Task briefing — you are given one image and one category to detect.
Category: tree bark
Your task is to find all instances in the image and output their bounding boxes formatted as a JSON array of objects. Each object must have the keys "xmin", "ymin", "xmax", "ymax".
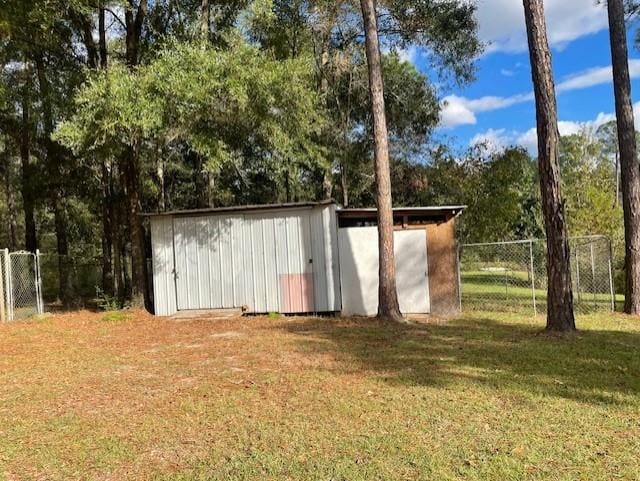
[
  {"xmin": 2, "ymin": 161, "xmax": 19, "ymax": 251},
  {"xmin": 125, "ymin": 0, "xmax": 148, "ymax": 67},
  {"xmin": 523, "ymin": 0, "xmax": 576, "ymax": 331},
  {"xmin": 101, "ymin": 160, "xmax": 115, "ymax": 297},
  {"xmin": 99, "ymin": 5, "xmax": 108, "ymax": 69},
  {"xmin": 124, "ymin": 138, "xmax": 150, "ymax": 309},
  {"xmin": 193, "ymin": 153, "xmax": 209, "ymax": 208},
  {"xmin": 359, "ymin": 0, "xmax": 403, "ymax": 322},
  {"xmin": 20, "ymin": 83, "xmax": 37, "ymax": 253},
  {"xmin": 607, "ymin": 0, "xmax": 640, "ymax": 314},
  {"xmin": 200, "ymin": 0, "xmax": 210, "ymax": 41},
  {"xmin": 122, "ymin": 0, "xmax": 151, "ymax": 310},
  {"xmin": 36, "ymin": 55, "xmax": 73, "ymax": 305}
]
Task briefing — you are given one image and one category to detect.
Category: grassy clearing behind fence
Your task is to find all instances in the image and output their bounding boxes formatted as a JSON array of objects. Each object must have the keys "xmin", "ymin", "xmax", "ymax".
[
  {"xmin": 1, "ymin": 310, "xmax": 640, "ymax": 480},
  {"xmin": 461, "ymin": 270, "xmax": 620, "ymax": 315}
]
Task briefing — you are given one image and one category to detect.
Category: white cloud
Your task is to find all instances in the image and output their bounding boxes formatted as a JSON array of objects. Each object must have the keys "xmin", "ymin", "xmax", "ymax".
[
  {"xmin": 476, "ymin": 0, "xmax": 608, "ymax": 54},
  {"xmin": 440, "ymin": 92, "xmax": 534, "ymax": 127},
  {"xmin": 557, "ymin": 60, "xmax": 640, "ymax": 92},
  {"xmin": 513, "ymin": 106, "xmax": 638, "ymax": 155},
  {"xmin": 398, "ymin": 46, "xmax": 421, "ymax": 64},
  {"xmin": 439, "ymin": 60, "xmax": 640, "ymax": 128},
  {"xmin": 470, "ymin": 128, "xmax": 512, "ymax": 152},
  {"xmin": 500, "ymin": 69, "xmax": 515, "ymax": 77}
]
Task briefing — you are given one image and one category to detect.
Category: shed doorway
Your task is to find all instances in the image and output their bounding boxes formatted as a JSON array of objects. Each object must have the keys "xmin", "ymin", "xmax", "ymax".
[{"xmin": 338, "ymin": 227, "xmax": 430, "ymax": 316}]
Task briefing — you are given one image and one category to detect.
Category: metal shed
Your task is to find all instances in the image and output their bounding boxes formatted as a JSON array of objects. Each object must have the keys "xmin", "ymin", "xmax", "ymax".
[
  {"xmin": 148, "ymin": 201, "xmax": 341, "ymax": 316},
  {"xmin": 147, "ymin": 202, "xmax": 465, "ymax": 317}
]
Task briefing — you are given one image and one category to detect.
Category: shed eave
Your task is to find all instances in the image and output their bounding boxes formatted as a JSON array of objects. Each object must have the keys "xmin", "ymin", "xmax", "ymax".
[{"xmin": 142, "ymin": 199, "xmax": 339, "ymax": 218}]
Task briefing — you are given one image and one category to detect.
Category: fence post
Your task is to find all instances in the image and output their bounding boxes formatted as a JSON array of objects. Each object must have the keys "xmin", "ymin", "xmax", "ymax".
[
  {"xmin": 608, "ymin": 238, "xmax": 615, "ymax": 312},
  {"xmin": 456, "ymin": 244, "xmax": 463, "ymax": 313},
  {"xmin": 35, "ymin": 250, "xmax": 44, "ymax": 315},
  {"xmin": 575, "ymin": 247, "xmax": 581, "ymax": 303},
  {"xmin": 529, "ymin": 240, "xmax": 537, "ymax": 316},
  {"xmin": 590, "ymin": 241, "xmax": 597, "ymax": 308},
  {"xmin": 0, "ymin": 251, "xmax": 5, "ymax": 323},
  {"xmin": 3, "ymin": 249, "xmax": 12, "ymax": 321}
]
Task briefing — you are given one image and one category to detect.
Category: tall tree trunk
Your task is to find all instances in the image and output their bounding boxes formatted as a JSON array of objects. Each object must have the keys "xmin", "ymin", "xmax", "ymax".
[
  {"xmin": 200, "ymin": 0, "xmax": 210, "ymax": 41},
  {"xmin": 99, "ymin": 5, "xmax": 108, "ymax": 69},
  {"xmin": 36, "ymin": 55, "xmax": 73, "ymax": 305},
  {"xmin": 101, "ymin": 160, "xmax": 115, "ymax": 297},
  {"xmin": 193, "ymin": 153, "xmax": 209, "ymax": 208},
  {"xmin": 359, "ymin": 0, "xmax": 403, "ymax": 322},
  {"xmin": 157, "ymin": 158, "xmax": 166, "ymax": 212},
  {"xmin": 122, "ymin": 0, "xmax": 150, "ymax": 310},
  {"xmin": 125, "ymin": 0, "xmax": 147, "ymax": 67},
  {"xmin": 340, "ymin": 160, "xmax": 349, "ymax": 207},
  {"xmin": 523, "ymin": 0, "xmax": 575, "ymax": 331},
  {"xmin": 124, "ymin": 139, "xmax": 150, "ymax": 309},
  {"xmin": 20, "ymin": 84, "xmax": 37, "ymax": 252},
  {"xmin": 112, "ymin": 175, "xmax": 126, "ymax": 304},
  {"xmin": 3, "ymin": 162, "xmax": 19, "ymax": 251},
  {"xmin": 607, "ymin": 0, "xmax": 640, "ymax": 314}
]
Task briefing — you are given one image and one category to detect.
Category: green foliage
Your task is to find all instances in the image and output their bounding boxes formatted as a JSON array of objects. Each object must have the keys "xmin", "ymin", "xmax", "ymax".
[{"xmin": 56, "ymin": 40, "xmax": 325, "ymax": 180}]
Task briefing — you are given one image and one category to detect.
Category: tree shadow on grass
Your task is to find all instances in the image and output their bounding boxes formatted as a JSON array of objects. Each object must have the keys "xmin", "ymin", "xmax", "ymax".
[{"xmin": 280, "ymin": 315, "xmax": 640, "ymax": 406}]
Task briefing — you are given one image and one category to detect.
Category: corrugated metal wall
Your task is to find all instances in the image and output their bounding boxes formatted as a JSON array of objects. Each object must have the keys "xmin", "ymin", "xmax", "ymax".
[{"xmin": 150, "ymin": 205, "xmax": 341, "ymax": 316}]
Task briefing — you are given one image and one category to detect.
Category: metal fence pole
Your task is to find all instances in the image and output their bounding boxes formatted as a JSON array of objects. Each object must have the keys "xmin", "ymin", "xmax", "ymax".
[
  {"xmin": 608, "ymin": 238, "xmax": 615, "ymax": 312},
  {"xmin": 529, "ymin": 240, "xmax": 537, "ymax": 316},
  {"xmin": 3, "ymin": 249, "xmax": 13, "ymax": 321},
  {"xmin": 456, "ymin": 244, "xmax": 463, "ymax": 313},
  {"xmin": 0, "ymin": 251, "xmax": 5, "ymax": 323},
  {"xmin": 590, "ymin": 241, "xmax": 597, "ymax": 308},
  {"xmin": 35, "ymin": 250, "xmax": 44, "ymax": 315},
  {"xmin": 575, "ymin": 247, "xmax": 581, "ymax": 303}
]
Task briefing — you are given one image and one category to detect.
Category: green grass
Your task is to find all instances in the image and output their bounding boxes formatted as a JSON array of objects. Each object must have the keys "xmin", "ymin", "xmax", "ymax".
[
  {"xmin": 461, "ymin": 270, "xmax": 622, "ymax": 315},
  {"xmin": 1, "ymin": 310, "xmax": 640, "ymax": 480}
]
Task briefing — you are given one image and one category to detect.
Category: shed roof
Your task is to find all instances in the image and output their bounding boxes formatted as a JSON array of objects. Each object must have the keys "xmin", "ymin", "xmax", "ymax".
[
  {"xmin": 142, "ymin": 202, "xmax": 466, "ymax": 219},
  {"xmin": 337, "ymin": 205, "xmax": 466, "ymax": 219},
  {"xmin": 142, "ymin": 200, "xmax": 337, "ymax": 218}
]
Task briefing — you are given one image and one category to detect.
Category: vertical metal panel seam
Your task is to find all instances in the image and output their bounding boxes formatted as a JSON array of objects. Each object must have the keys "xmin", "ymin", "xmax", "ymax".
[{"xmin": 261, "ymin": 217, "xmax": 268, "ymax": 311}]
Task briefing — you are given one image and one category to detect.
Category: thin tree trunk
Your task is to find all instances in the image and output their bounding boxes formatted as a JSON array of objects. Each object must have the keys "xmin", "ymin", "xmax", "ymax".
[
  {"xmin": 99, "ymin": 5, "xmax": 108, "ymax": 69},
  {"xmin": 607, "ymin": 0, "xmax": 640, "ymax": 314},
  {"xmin": 101, "ymin": 160, "xmax": 115, "ymax": 297},
  {"xmin": 200, "ymin": 0, "xmax": 210, "ymax": 41},
  {"xmin": 157, "ymin": 158, "xmax": 166, "ymax": 212},
  {"xmin": 359, "ymin": 0, "xmax": 403, "ymax": 322},
  {"xmin": 36, "ymin": 55, "xmax": 73, "ymax": 305},
  {"xmin": 523, "ymin": 0, "xmax": 575, "ymax": 331},
  {"xmin": 122, "ymin": 0, "xmax": 150, "ymax": 310},
  {"xmin": 340, "ymin": 160, "xmax": 349, "ymax": 207},
  {"xmin": 124, "ymin": 139, "xmax": 150, "ymax": 309},
  {"xmin": 193, "ymin": 153, "xmax": 209, "ymax": 208},
  {"xmin": 20, "ymin": 83, "xmax": 37, "ymax": 252},
  {"xmin": 113, "ymin": 177, "xmax": 125, "ymax": 304},
  {"xmin": 3, "ymin": 163, "xmax": 18, "ymax": 251}
]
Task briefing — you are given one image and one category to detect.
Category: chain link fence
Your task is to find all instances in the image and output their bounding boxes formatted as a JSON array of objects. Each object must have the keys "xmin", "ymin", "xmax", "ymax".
[
  {"xmin": 38, "ymin": 254, "xmax": 103, "ymax": 306},
  {"xmin": 0, "ymin": 249, "xmax": 44, "ymax": 321},
  {"xmin": 459, "ymin": 236, "xmax": 615, "ymax": 316}
]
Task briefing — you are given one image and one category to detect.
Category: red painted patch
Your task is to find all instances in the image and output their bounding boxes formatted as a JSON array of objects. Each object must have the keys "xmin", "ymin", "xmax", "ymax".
[{"xmin": 280, "ymin": 273, "xmax": 315, "ymax": 313}]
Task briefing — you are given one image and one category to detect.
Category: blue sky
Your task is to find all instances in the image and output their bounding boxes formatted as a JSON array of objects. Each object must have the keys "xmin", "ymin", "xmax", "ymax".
[{"xmin": 403, "ymin": 0, "xmax": 640, "ymax": 154}]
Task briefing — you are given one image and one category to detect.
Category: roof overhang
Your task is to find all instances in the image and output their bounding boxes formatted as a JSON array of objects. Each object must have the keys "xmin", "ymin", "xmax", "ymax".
[
  {"xmin": 142, "ymin": 199, "xmax": 338, "ymax": 218},
  {"xmin": 337, "ymin": 205, "xmax": 466, "ymax": 221}
]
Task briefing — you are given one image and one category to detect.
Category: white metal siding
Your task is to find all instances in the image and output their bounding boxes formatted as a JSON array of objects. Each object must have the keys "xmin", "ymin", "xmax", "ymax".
[
  {"xmin": 150, "ymin": 217, "xmax": 177, "ymax": 316},
  {"xmin": 338, "ymin": 227, "xmax": 430, "ymax": 316},
  {"xmin": 152, "ymin": 205, "xmax": 341, "ymax": 315}
]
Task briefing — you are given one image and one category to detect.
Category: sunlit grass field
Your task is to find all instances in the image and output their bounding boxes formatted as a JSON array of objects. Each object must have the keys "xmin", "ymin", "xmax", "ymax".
[
  {"xmin": 1, "ymin": 309, "xmax": 640, "ymax": 480},
  {"xmin": 461, "ymin": 270, "xmax": 621, "ymax": 314}
]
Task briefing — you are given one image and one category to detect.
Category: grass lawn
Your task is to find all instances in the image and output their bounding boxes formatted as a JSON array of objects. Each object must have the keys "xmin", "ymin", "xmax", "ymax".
[
  {"xmin": 1, "ymin": 310, "xmax": 640, "ymax": 480},
  {"xmin": 461, "ymin": 270, "xmax": 621, "ymax": 315}
]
